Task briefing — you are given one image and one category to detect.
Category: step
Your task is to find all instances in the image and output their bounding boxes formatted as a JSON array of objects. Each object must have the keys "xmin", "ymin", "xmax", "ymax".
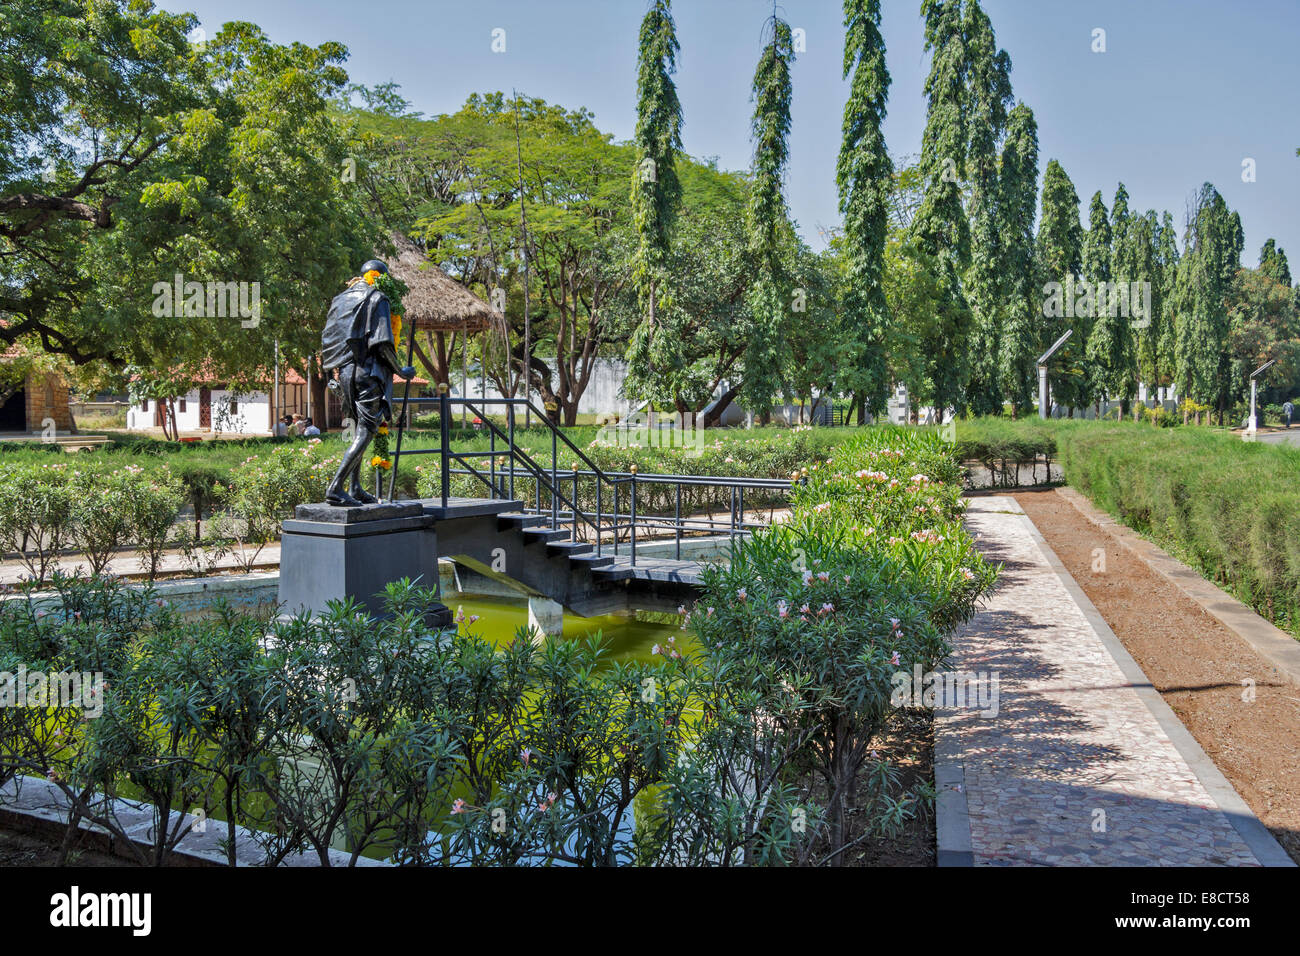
[
  {"xmin": 520, "ymin": 527, "xmax": 571, "ymax": 544},
  {"xmin": 546, "ymin": 541, "xmax": 593, "ymax": 557},
  {"xmin": 567, "ymin": 552, "xmax": 614, "ymax": 569},
  {"xmin": 497, "ymin": 512, "xmax": 549, "ymax": 531},
  {"xmin": 591, "ymin": 563, "xmax": 636, "ymax": 582}
]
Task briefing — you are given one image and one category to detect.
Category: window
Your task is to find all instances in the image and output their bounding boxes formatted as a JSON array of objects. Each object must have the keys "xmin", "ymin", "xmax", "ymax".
[
  {"xmin": 178, "ymin": 398, "xmax": 187, "ymax": 413},
  {"xmin": 229, "ymin": 398, "xmax": 238, "ymax": 414},
  {"xmin": 141, "ymin": 399, "xmax": 149, "ymax": 412}
]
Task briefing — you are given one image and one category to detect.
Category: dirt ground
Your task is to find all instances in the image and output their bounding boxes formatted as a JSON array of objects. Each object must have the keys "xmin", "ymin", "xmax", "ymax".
[
  {"xmin": 803, "ymin": 709, "xmax": 936, "ymax": 867},
  {"xmin": 0, "ymin": 827, "xmax": 131, "ymax": 867},
  {"xmin": 1014, "ymin": 489, "xmax": 1300, "ymax": 864}
]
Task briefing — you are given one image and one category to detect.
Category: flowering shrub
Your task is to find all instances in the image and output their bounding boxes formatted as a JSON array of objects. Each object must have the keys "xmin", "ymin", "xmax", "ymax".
[
  {"xmin": 0, "ymin": 462, "xmax": 184, "ymax": 583},
  {"xmin": 206, "ymin": 440, "xmax": 340, "ymax": 570},
  {"xmin": 651, "ymin": 426, "xmax": 996, "ymax": 862}
]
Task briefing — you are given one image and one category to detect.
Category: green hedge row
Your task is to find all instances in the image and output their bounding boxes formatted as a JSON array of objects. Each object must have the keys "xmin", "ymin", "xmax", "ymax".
[{"xmin": 1053, "ymin": 425, "xmax": 1300, "ymax": 636}]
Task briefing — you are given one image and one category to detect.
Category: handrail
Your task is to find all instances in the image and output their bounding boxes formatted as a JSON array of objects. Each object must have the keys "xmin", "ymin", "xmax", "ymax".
[{"xmin": 388, "ymin": 392, "xmax": 797, "ymax": 566}]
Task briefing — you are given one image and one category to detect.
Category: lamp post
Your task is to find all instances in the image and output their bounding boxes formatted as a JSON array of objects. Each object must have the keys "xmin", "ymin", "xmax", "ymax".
[
  {"xmin": 1248, "ymin": 358, "xmax": 1277, "ymax": 436},
  {"xmin": 1036, "ymin": 329, "xmax": 1073, "ymax": 420}
]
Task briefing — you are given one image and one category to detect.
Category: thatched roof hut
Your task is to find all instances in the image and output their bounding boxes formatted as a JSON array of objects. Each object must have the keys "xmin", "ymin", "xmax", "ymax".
[
  {"xmin": 380, "ymin": 233, "xmax": 507, "ymax": 390},
  {"xmin": 384, "ymin": 232, "xmax": 505, "ymax": 335}
]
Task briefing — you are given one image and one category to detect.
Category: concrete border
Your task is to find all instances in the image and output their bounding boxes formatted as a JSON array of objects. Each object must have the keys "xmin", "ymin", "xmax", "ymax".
[
  {"xmin": 933, "ymin": 721, "xmax": 974, "ymax": 866},
  {"xmin": 1055, "ymin": 486, "xmax": 1300, "ymax": 690},
  {"xmin": 1014, "ymin": 500, "xmax": 1294, "ymax": 868}
]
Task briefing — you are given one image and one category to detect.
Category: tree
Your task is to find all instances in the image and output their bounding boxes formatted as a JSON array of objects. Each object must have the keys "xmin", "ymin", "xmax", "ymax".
[
  {"xmin": 836, "ymin": 0, "xmax": 893, "ymax": 422},
  {"xmin": 627, "ymin": 0, "xmax": 683, "ymax": 350},
  {"xmin": 996, "ymin": 104, "xmax": 1040, "ymax": 416},
  {"xmin": 1035, "ymin": 159, "xmax": 1084, "ymax": 410},
  {"xmin": 0, "ymin": 1, "xmax": 375, "ymax": 415},
  {"xmin": 1086, "ymin": 185, "xmax": 1137, "ymax": 412},
  {"xmin": 1259, "ymin": 238, "xmax": 1292, "ymax": 288},
  {"xmin": 1172, "ymin": 183, "xmax": 1237, "ymax": 420},
  {"xmin": 910, "ymin": 0, "xmax": 973, "ymax": 416},
  {"xmin": 960, "ymin": 0, "xmax": 1013, "ymax": 417},
  {"xmin": 409, "ymin": 94, "xmax": 634, "ymax": 425},
  {"xmin": 740, "ymin": 16, "xmax": 798, "ymax": 419}
]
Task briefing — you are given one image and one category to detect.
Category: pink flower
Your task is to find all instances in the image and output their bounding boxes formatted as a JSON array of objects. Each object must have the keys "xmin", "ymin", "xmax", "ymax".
[
  {"xmin": 777, "ymin": 601, "xmax": 789, "ymax": 619},
  {"xmin": 890, "ymin": 650, "xmax": 901, "ymax": 666},
  {"xmin": 816, "ymin": 571, "xmax": 829, "ymax": 582},
  {"xmin": 819, "ymin": 602, "xmax": 834, "ymax": 616},
  {"xmin": 652, "ymin": 644, "xmax": 662, "ymax": 656},
  {"xmin": 801, "ymin": 570, "xmax": 813, "ymax": 586},
  {"xmin": 468, "ymin": 614, "xmax": 480, "ymax": 624},
  {"xmin": 736, "ymin": 588, "xmax": 747, "ymax": 601},
  {"xmin": 520, "ymin": 747, "xmax": 532, "ymax": 766},
  {"xmin": 451, "ymin": 798, "xmax": 466, "ymax": 814},
  {"xmin": 799, "ymin": 604, "xmax": 811, "ymax": 615},
  {"xmin": 890, "ymin": 618, "xmax": 900, "ymax": 630}
]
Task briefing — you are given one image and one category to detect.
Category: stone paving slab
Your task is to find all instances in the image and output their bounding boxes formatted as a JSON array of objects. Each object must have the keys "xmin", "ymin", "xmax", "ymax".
[{"xmin": 936, "ymin": 496, "xmax": 1290, "ymax": 867}]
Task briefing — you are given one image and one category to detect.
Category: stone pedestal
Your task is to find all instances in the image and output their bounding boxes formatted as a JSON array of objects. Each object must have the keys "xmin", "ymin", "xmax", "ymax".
[{"xmin": 278, "ymin": 501, "xmax": 449, "ymax": 625}]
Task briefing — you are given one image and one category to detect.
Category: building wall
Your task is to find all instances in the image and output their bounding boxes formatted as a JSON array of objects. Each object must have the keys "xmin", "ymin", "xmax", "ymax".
[
  {"xmin": 24, "ymin": 373, "xmax": 75, "ymax": 432},
  {"xmin": 125, "ymin": 388, "xmax": 273, "ymax": 435}
]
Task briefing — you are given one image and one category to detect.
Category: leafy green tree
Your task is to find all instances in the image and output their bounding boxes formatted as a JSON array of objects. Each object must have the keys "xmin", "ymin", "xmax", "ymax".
[
  {"xmin": 1035, "ymin": 159, "xmax": 1084, "ymax": 410},
  {"xmin": 1086, "ymin": 186, "xmax": 1137, "ymax": 411},
  {"xmin": 1172, "ymin": 183, "xmax": 1238, "ymax": 419},
  {"xmin": 910, "ymin": 0, "xmax": 973, "ymax": 415},
  {"xmin": 836, "ymin": 0, "xmax": 893, "ymax": 422},
  {"xmin": 1259, "ymin": 238, "xmax": 1292, "ymax": 287},
  {"xmin": 1, "ymin": 1, "xmax": 375, "ymax": 417},
  {"xmin": 740, "ymin": 16, "xmax": 798, "ymax": 418},
  {"xmin": 996, "ymin": 104, "xmax": 1040, "ymax": 416},
  {"xmin": 960, "ymin": 0, "xmax": 1013, "ymax": 416},
  {"xmin": 627, "ymin": 0, "xmax": 683, "ymax": 338}
]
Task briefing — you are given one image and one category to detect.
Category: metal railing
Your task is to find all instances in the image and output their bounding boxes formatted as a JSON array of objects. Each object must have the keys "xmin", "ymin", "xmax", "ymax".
[{"xmin": 386, "ymin": 390, "xmax": 795, "ymax": 566}]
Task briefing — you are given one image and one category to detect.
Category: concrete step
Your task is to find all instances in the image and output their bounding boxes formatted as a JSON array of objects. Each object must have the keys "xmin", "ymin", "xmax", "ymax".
[
  {"xmin": 546, "ymin": 541, "xmax": 593, "ymax": 557},
  {"xmin": 497, "ymin": 512, "xmax": 548, "ymax": 530},
  {"xmin": 521, "ymin": 527, "xmax": 571, "ymax": 544},
  {"xmin": 591, "ymin": 563, "xmax": 636, "ymax": 582},
  {"xmin": 567, "ymin": 552, "xmax": 614, "ymax": 569}
]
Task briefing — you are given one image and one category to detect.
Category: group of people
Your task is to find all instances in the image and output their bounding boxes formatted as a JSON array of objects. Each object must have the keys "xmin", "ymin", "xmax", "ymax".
[{"xmin": 275, "ymin": 413, "xmax": 321, "ymax": 438}]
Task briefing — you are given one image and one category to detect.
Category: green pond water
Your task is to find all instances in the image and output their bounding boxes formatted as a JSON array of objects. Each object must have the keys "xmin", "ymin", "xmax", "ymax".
[
  {"xmin": 124, "ymin": 597, "xmax": 695, "ymax": 863},
  {"xmin": 447, "ymin": 594, "xmax": 699, "ymax": 662}
]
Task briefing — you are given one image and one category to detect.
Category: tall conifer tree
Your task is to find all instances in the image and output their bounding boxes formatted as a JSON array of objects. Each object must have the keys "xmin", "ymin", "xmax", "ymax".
[
  {"xmin": 836, "ymin": 0, "xmax": 893, "ymax": 421},
  {"xmin": 996, "ymin": 103, "xmax": 1040, "ymax": 415},
  {"xmin": 741, "ymin": 15, "xmax": 797, "ymax": 415}
]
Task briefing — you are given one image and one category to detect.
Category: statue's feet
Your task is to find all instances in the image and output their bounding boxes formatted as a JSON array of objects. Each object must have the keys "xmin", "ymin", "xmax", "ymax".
[
  {"xmin": 325, "ymin": 488, "xmax": 363, "ymax": 507},
  {"xmin": 350, "ymin": 488, "xmax": 379, "ymax": 505}
]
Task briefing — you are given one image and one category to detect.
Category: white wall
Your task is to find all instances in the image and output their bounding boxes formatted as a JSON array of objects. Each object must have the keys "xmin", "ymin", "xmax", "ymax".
[{"xmin": 125, "ymin": 388, "xmax": 273, "ymax": 435}]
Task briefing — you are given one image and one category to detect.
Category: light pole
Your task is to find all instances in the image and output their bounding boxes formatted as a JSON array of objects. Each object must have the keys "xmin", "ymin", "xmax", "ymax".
[
  {"xmin": 1248, "ymin": 358, "xmax": 1276, "ymax": 435},
  {"xmin": 1036, "ymin": 329, "xmax": 1073, "ymax": 420}
]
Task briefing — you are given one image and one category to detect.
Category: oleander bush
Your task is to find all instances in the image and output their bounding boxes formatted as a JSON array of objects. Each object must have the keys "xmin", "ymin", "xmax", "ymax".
[
  {"xmin": 0, "ymin": 462, "xmax": 185, "ymax": 582},
  {"xmin": 0, "ymin": 425, "xmax": 993, "ymax": 866}
]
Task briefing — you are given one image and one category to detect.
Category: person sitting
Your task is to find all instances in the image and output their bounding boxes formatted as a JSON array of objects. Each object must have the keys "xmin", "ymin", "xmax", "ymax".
[
  {"xmin": 302, "ymin": 417, "xmax": 321, "ymax": 437},
  {"xmin": 290, "ymin": 413, "xmax": 306, "ymax": 436},
  {"xmin": 274, "ymin": 414, "xmax": 291, "ymax": 438}
]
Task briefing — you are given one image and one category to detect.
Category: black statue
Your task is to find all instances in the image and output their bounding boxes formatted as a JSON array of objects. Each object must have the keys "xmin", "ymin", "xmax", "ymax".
[{"xmin": 321, "ymin": 258, "xmax": 416, "ymax": 506}]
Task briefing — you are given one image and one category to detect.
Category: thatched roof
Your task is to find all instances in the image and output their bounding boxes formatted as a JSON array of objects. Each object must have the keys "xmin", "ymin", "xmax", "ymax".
[{"xmin": 383, "ymin": 232, "xmax": 505, "ymax": 335}]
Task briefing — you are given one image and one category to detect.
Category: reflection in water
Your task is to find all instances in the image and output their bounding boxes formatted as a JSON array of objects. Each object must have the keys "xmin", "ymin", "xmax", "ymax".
[{"xmin": 447, "ymin": 594, "xmax": 700, "ymax": 663}]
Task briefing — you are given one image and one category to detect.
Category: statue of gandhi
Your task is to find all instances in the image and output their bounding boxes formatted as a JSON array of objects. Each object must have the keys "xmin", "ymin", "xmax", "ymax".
[{"xmin": 320, "ymin": 258, "xmax": 416, "ymax": 507}]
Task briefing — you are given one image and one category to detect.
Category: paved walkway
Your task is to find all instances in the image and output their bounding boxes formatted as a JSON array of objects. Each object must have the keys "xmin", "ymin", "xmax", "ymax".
[
  {"xmin": 0, "ymin": 544, "xmax": 281, "ymax": 586},
  {"xmin": 937, "ymin": 496, "xmax": 1290, "ymax": 867}
]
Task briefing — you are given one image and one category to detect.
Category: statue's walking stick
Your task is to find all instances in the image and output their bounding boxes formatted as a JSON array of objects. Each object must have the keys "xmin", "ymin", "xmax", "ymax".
[{"xmin": 387, "ymin": 321, "xmax": 418, "ymax": 502}]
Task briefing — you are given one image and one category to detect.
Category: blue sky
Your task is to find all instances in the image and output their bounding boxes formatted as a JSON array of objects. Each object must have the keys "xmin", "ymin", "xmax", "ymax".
[{"xmin": 165, "ymin": 0, "xmax": 1300, "ymax": 265}]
